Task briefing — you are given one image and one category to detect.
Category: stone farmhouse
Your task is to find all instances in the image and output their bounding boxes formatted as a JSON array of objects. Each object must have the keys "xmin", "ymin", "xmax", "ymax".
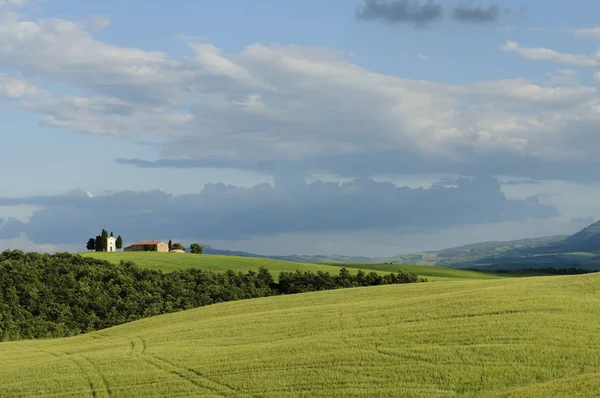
[{"xmin": 124, "ymin": 241, "xmax": 169, "ymax": 252}]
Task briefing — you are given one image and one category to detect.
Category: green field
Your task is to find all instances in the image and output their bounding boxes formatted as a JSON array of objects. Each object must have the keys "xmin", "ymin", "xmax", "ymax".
[
  {"xmin": 331, "ymin": 263, "xmax": 506, "ymax": 280},
  {"xmin": 79, "ymin": 252, "xmax": 498, "ymax": 281},
  {"xmin": 80, "ymin": 252, "xmax": 365, "ymax": 275},
  {"xmin": 2, "ymin": 273, "xmax": 600, "ymax": 396}
]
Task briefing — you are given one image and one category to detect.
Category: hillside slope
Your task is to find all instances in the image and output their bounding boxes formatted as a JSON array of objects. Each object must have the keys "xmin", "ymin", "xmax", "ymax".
[
  {"xmin": 79, "ymin": 252, "xmax": 501, "ymax": 281},
  {"xmin": 80, "ymin": 252, "xmax": 370, "ymax": 276},
  {"xmin": 3, "ymin": 274, "xmax": 600, "ymax": 397}
]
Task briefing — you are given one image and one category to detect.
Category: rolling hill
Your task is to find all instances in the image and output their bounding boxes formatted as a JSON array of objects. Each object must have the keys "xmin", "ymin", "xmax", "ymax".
[
  {"xmin": 79, "ymin": 252, "xmax": 361, "ymax": 275},
  {"xmin": 199, "ymin": 220, "xmax": 600, "ymax": 270},
  {"xmin": 78, "ymin": 252, "xmax": 500, "ymax": 281},
  {"xmin": 3, "ymin": 273, "xmax": 600, "ymax": 396}
]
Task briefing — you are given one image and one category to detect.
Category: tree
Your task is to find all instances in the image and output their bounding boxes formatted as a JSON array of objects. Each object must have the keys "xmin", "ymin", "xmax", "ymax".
[
  {"xmin": 101, "ymin": 229, "xmax": 108, "ymax": 252},
  {"xmin": 110, "ymin": 232, "xmax": 114, "ymax": 237},
  {"xmin": 116, "ymin": 235, "xmax": 123, "ymax": 250},
  {"xmin": 86, "ymin": 238, "xmax": 96, "ymax": 252},
  {"xmin": 95, "ymin": 235, "xmax": 103, "ymax": 252},
  {"xmin": 190, "ymin": 243, "xmax": 203, "ymax": 254},
  {"xmin": 168, "ymin": 239, "xmax": 173, "ymax": 252},
  {"xmin": 171, "ymin": 242, "xmax": 185, "ymax": 251}
]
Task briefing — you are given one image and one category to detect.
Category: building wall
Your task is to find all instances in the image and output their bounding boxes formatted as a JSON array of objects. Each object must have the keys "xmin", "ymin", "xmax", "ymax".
[
  {"xmin": 124, "ymin": 242, "xmax": 169, "ymax": 252},
  {"xmin": 106, "ymin": 237, "xmax": 116, "ymax": 252}
]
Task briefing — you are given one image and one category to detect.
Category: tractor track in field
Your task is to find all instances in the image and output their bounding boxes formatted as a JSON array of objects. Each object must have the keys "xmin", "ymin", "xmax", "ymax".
[{"xmin": 31, "ymin": 345, "xmax": 112, "ymax": 398}]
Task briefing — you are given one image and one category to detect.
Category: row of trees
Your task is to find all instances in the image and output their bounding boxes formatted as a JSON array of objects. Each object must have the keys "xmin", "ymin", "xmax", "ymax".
[
  {"xmin": 0, "ymin": 250, "xmax": 425, "ymax": 341},
  {"xmin": 86, "ymin": 229, "xmax": 123, "ymax": 252}
]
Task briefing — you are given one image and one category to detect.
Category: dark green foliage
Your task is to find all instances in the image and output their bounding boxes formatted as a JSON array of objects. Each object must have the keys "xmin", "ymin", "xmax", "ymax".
[
  {"xmin": 86, "ymin": 238, "xmax": 95, "ymax": 251},
  {"xmin": 171, "ymin": 242, "xmax": 185, "ymax": 251},
  {"xmin": 95, "ymin": 235, "xmax": 103, "ymax": 252},
  {"xmin": 0, "ymin": 250, "xmax": 425, "ymax": 341},
  {"xmin": 277, "ymin": 269, "xmax": 424, "ymax": 294},
  {"xmin": 190, "ymin": 243, "xmax": 203, "ymax": 254},
  {"xmin": 101, "ymin": 229, "xmax": 108, "ymax": 253},
  {"xmin": 116, "ymin": 236, "xmax": 123, "ymax": 250},
  {"xmin": 168, "ymin": 240, "xmax": 173, "ymax": 252}
]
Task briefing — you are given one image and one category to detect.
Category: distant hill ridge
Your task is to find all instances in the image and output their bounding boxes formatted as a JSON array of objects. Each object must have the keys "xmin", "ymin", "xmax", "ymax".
[{"xmin": 204, "ymin": 220, "xmax": 600, "ymax": 269}]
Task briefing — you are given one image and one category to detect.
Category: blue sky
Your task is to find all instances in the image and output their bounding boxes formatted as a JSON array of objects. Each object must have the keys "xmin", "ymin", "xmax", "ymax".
[{"xmin": 2, "ymin": 0, "xmax": 600, "ymax": 256}]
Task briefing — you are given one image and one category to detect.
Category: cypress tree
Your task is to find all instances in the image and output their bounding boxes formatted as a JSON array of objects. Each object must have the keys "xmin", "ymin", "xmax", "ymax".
[
  {"xmin": 101, "ymin": 229, "xmax": 108, "ymax": 252},
  {"xmin": 95, "ymin": 235, "xmax": 103, "ymax": 252}
]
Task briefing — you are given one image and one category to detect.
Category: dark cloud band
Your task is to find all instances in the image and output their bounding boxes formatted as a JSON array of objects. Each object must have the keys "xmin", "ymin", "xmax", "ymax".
[
  {"xmin": 355, "ymin": 0, "xmax": 503, "ymax": 27},
  {"xmin": 0, "ymin": 176, "xmax": 558, "ymax": 245}
]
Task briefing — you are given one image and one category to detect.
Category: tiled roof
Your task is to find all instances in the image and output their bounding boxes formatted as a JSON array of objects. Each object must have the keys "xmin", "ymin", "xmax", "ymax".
[{"xmin": 127, "ymin": 241, "xmax": 163, "ymax": 246}]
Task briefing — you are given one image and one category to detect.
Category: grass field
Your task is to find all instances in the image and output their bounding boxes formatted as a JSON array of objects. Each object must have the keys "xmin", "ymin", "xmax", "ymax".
[
  {"xmin": 80, "ymin": 252, "xmax": 367, "ymax": 275},
  {"xmin": 3, "ymin": 273, "xmax": 600, "ymax": 397},
  {"xmin": 330, "ymin": 263, "xmax": 506, "ymax": 280},
  {"xmin": 79, "ymin": 252, "xmax": 499, "ymax": 281}
]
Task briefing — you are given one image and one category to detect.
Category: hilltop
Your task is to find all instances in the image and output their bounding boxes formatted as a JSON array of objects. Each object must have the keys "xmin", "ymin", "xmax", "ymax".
[
  {"xmin": 80, "ymin": 251, "xmax": 356, "ymax": 276},
  {"xmin": 80, "ymin": 252, "xmax": 501, "ymax": 281},
  {"xmin": 3, "ymin": 273, "xmax": 600, "ymax": 396}
]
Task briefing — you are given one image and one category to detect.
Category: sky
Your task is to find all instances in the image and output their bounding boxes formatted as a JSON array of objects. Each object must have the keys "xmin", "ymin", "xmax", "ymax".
[{"xmin": 2, "ymin": 0, "xmax": 600, "ymax": 256}]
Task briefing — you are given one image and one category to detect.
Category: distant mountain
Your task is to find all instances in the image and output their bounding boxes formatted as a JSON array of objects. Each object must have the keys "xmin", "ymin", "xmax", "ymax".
[
  {"xmin": 201, "ymin": 220, "xmax": 600, "ymax": 270},
  {"xmin": 559, "ymin": 221, "xmax": 600, "ymax": 251},
  {"xmin": 375, "ymin": 235, "xmax": 569, "ymax": 267},
  {"xmin": 453, "ymin": 221, "xmax": 600, "ymax": 270}
]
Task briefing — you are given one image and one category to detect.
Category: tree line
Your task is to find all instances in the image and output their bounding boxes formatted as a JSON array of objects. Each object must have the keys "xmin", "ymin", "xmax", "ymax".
[{"xmin": 0, "ymin": 250, "xmax": 425, "ymax": 341}]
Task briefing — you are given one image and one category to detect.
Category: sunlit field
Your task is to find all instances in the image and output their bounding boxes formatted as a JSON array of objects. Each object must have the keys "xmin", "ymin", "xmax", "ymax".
[{"xmin": 3, "ymin": 273, "xmax": 600, "ymax": 397}]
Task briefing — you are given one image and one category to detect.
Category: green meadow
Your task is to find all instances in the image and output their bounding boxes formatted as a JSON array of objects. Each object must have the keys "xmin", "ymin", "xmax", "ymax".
[
  {"xmin": 80, "ymin": 252, "xmax": 369, "ymax": 275},
  {"xmin": 330, "ymin": 262, "xmax": 506, "ymax": 281},
  {"xmin": 2, "ymin": 273, "xmax": 600, "ymax": 397},
  {"xmin": 80, "ymin": 252, "xmax": 498, "ymax": 281}
]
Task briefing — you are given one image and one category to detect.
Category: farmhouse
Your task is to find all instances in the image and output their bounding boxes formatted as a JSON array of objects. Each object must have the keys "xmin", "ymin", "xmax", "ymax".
[{"xmin": 124, "ymin": 241, "xmax": 168, "ymax": 252}]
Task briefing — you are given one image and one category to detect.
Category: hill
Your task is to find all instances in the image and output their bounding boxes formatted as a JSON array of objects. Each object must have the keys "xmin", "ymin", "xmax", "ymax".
[
  {"xmin": 325, "ymin": 263, "xmax": 507, "ymax": 280},
  {"xmin": 376, "ymin": 235, "xmax": 569, "ymax": 267},
  {"xmin": 79, "ymin": 252, "xmax": 367, "ymax": 276},
  {"xmin": 451, "ymin": 222, "xmax": 600, "ymax": 270},
  {"xmin": 556, "ymin": 220, "xmax": 600, "ymax": 252},
  {"xmin": 3, "ymin": 273, "xmax": 600, "ymax": 396},
  {"xmin": 79, "ymin": 252, "xmax": 498, "ymax": 281}
]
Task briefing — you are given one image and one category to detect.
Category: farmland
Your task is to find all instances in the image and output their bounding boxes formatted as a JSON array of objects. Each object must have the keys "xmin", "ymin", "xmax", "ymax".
[
  {"xmin": 2, "ymin": 272, "xmax": 600, "ymax": 396},
  {"xmin": 80, "ymin": 252, "xmax": 499, "ymax": 281},
  {"xmin": 80, "ymin": 252, "xmax": 373, "ymax": 275}
]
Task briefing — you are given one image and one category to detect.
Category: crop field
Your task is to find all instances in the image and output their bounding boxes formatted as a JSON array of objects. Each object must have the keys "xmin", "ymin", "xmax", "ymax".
[
  {"xmin": 329, "ymin": 262, "xmax": 506, "ymax": 280},
  {"xmin": 3, "ymin": 273, "xmax": 600, "ymax": 397},
  {"xmin": 79, "ymin": 252, "xmax": 380, "ymax": 276},
  {"xmin": 79, "ymin": 252, "xmax": 495, "ymax": 281}
]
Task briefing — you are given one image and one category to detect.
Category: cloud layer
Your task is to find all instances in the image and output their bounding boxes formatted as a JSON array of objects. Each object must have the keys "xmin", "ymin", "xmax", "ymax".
[
  {"xmin": 1, "ymin": 6, "xmax": 600, "ymax": 184},
  {"xmin": 0, "ymin": 176, "xmax": 557, "ymax": 245},
  {"xmin": 355, "ymin": 1, "xmax": 503, "ymax": 27}
]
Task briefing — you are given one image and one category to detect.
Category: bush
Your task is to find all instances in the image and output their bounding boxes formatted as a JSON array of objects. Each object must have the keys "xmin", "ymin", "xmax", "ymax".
[{"xmin": 190, "ymin": 243, "xmax": 203, "ymax": 254}]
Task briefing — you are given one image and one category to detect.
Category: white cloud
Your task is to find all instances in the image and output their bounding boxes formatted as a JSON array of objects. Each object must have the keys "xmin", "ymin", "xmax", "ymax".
[
  {"xmin": 1, "ymin": 9, "xmax": 600, "ymax": 181},
  {"xmin": 500, "ymin": 40, "xmax": 599, "ymax": 67},
  {"xmin": 416, "ymin": 53, "xmax": 432, "ymax": 61},
  {"xmin": 545, "ymin": 69, "xmax": 579, "ymax": 86},
  {"xmin": 0, "ymin": 73, "xmax": 38, "ymax": 98},
  {"xmin": 575, "ymin": 27, "xmax": 600, "ymax": 40}
]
